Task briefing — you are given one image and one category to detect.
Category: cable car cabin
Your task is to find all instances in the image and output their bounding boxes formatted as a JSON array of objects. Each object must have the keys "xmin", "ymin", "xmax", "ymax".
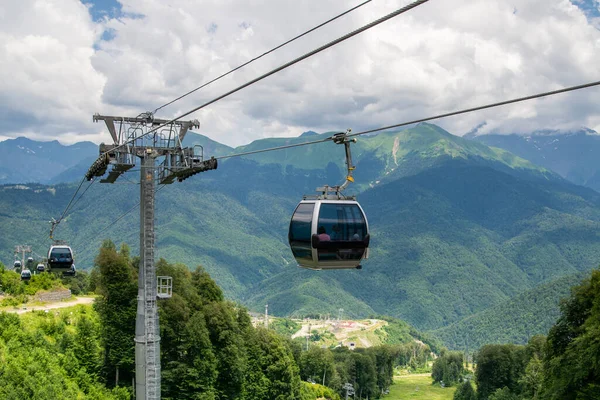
[
  {"xmin": 13, "ymin": 260, "xmax": 22, "ymax": 272},
  {"xmin": 21, "ymin": 269, "xmax": 31, "ymax": 281},
  {"xmin": 47, "ymin": 245, "xmax": 74, "ymax": 272},
  {"xmin": 289, "ymin": 200, "xmax": 370, "ymax": 270},
  {"xmin": 36, "ymin": 263, "xmax": 46, "ymax": 273},
  {"xmin": 27, "ymin": 257, "xmax": 34, "ymax": 267}
]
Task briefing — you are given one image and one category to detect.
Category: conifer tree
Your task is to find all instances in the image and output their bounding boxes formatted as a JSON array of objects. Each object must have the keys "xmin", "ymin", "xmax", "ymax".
[
  {"xmin": 453, "ymin": 380, "xmax": 476, "ymax": 400},
  {"xmin": 94, "ymin": 240, "xmax": 137, "ymax": 387}
]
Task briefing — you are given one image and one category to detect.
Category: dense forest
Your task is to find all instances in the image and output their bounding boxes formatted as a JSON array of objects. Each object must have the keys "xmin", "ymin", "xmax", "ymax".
[
  {"xmin": 0, "ymin": 242, "xmax": 438, "ymax": 399},
  {"xmin": 431, "ymin": 272, "xmax": 587, "ymax": 351},
  {"xmin": 445, "ymin": 268, "xmax": 600, "ymax": 400}
]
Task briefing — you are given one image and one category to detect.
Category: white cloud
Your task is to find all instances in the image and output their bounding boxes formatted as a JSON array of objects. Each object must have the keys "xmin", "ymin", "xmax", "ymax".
[
  {"xmin": 1, "ymin": 0, "xmax": 600, "ymax": 147},
  {"xmin": 0, "ymin": 0, "xmax": 108, "ymax": 144}
]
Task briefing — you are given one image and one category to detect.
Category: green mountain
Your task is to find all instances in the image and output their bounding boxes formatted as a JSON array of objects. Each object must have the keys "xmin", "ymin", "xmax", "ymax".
[
  {"xmin": 1, "ymin": 123, "xmax": 599, "ymax": 334},
  {"xmin": 430, "ymin": 272, "xmax": 588, "ymax": 351},
  {"xmin": 236, "ymin": 123, "xmax": 555, "ymax": 192},
  {"xmin": 182, "ymin": 131, "xmax": 234, "ymax": 158}
]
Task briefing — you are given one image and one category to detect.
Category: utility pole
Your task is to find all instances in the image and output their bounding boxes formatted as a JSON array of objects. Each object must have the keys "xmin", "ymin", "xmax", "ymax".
[
  {"xmin": 87, "ymin": 112, "xmax": 217, "ymax": 400},
  {"xmin": 264, "ymin": 304, "xmax": 269, "ymax": 329}
]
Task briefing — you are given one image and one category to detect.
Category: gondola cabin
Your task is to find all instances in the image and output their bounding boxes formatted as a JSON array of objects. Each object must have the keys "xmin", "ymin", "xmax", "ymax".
[
  {"xmin": 13, "ymin": 260, "xmax": 22, "ymax": 272},
  {"xmin": 289, "ymin": 199, "xmax": 369, "ymax": 270},
  {"xmin": 47, "ymin": 245, "xmax": 74, "ymax": 272},
  {"xmin": 36, "ymin": 263, "xmax": 46, "ymax": 273},
  {"xmin": 21, "ymin": 269, "xmax": 31, "ymax": 281}
]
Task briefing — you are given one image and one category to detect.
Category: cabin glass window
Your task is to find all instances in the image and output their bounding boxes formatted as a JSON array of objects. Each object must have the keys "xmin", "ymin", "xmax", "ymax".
[
  {"xmin": 316, "ymin": 203, "xmax": 367, "ymax": 262},
  {"xmin": 316, "ymin": 203, "xmax": 367, "ymax": 241},
  {"xmin": 50, "ymin": 248, "xmax": 72, "ymax": 260},
  {"xmin": 289, "ymin": 203, "xmax": 314, "ymax": 261}
]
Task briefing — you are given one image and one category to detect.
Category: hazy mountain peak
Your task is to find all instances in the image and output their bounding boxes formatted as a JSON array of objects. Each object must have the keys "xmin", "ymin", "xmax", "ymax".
[
  {"xmin": 0, "ymin": 137, "xmax": 99, "ymax": 184},
  {"xmin": 299, "ymin": 130, "xmax": 318, "ymax": 137},
  {"xmin": 469, "ymin": 127, "xmax": 600, "ymax": 191},
  {"xmin": 528, "ymin": 127, "xmax": 599, "ymax": 137},
  {"xmin": 465, "ymin": 125, "xmax": 599, "ymax": 139}
]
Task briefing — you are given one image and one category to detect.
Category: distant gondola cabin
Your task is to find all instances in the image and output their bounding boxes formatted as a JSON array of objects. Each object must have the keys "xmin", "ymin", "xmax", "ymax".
[
  {"xmin": 21, "ymin": 269, "xmax": 31, "ymax": 281},
  {"xmin": 47, "ymin": 245, "xmax": 74, "ymax": 272}
]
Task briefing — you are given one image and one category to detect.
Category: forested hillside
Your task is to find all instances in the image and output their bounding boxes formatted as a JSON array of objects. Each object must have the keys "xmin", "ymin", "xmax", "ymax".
[
  {"xmin": 431, "ymin": 272, "xmax": 587, "ymax": 350},
  {"xmin": 451, "ymin": 268, "xmax": 600, "ymax": 400},
  {"xmin": 0, "ymin": 306, "xmax": 129, "ymax": 399},
  {"xmin": 2, "ymin": 124, "xmax": 600, "ymax": 334}
]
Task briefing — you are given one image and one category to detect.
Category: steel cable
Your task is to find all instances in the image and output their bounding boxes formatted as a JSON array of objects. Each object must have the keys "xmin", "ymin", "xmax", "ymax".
[
  {"xmin": 151, "ymin": 0, "xmax": 372, "ymax": 114},
  {"xmin": 215, "ymin": 79, "xmax": 600, "ymax": 161}
]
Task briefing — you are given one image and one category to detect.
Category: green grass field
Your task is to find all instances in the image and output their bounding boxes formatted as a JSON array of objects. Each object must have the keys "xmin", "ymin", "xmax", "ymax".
[{"xmin": 384, "ymin": 374, "xmax": 455, "ymax": 400}]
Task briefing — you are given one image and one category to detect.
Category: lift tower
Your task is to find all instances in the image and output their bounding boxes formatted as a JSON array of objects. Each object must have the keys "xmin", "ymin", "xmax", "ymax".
[
  {"xmin": 14, "ymin": 245, "xmax": 32, "ymax": 267},
  {"xmin": 87, "ymin": 113, "xmax": 217, "ymax": 400}
]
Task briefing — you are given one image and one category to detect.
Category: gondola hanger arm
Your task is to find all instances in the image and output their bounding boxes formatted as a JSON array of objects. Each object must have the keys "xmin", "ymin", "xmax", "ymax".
[{"xmin": 330, "ymin": 129, "xmax": 357, "ymax": 192}]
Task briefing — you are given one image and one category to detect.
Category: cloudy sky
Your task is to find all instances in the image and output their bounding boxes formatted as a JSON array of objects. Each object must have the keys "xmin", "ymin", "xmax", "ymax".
[{"xmin": 1, "ymin": 0, "xmax": 600, "ymax": 147}]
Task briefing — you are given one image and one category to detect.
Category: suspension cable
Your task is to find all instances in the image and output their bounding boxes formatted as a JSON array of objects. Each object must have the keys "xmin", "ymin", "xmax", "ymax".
[
  {"xmin": 71, "ymin": 179, "xmax": 97, "ymax": 211},
  {"xmin": 152, "ymin": 0, "xmax": 372, "ymax": 114},
  {"xmin": 214, "ymin": 137, "xmax": 332, "ymax": 160},
  {"xmin": 93, "ymin": 184, "xmax": 167, "ymax": 239},
  {"xmin": 348, "ymin": 79, "xmax": 600, "ymax": 138},
  {"xmin": 49, "ymin": 176, "xmax": 88, "ymax": 239},
  {"xmin": 214, "ymin": 79, "xmax": 600, "ymax": 161},
  {"xmin": 97, "ymin": 0, "xmax": 430, "ymax": 159}
]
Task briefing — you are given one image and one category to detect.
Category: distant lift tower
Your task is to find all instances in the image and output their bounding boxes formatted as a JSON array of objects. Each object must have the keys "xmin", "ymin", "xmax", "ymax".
[
  {"xmin": 86, "ymin": 112, "xmax": 217, "ymax": 400},
  {"xmin": 15, "ymin": 245, "xmax": 32, "ymax": 267}
]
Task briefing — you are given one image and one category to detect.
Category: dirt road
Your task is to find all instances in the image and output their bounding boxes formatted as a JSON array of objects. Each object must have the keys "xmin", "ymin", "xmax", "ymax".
[
  {"xmin": 291, "ymin": 323, "xmax": 326, "ymax": 339},
  {"xmin": 5, "ymin": 296, "xmax": 95, "ymax": 314}
]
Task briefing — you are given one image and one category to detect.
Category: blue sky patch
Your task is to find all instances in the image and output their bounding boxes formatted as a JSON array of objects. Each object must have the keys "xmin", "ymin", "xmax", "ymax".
[
  {"xmin": 82, "ymin": 0, "xmax": 122, "ymax": 22},
  {"xmin": 570, "ymin": 0, "xmax": 600, "ymax": 19},
  {"xmin": 82, "ymin": 0, "xmax": 144, "ymax": 22},
  {"xmin": 83, "ymin": 0, "xmax": 144, "ymax": 47}
]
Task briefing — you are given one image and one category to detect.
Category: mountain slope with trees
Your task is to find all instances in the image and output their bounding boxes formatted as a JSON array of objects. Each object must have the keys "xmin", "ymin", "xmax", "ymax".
[
  {"xmin": 431, "ymin": 272, "xmax": 588, "ymax": 351},
  {"xmin": 452, "ymin": 268, "xmax": 600, "ymax": 400}
]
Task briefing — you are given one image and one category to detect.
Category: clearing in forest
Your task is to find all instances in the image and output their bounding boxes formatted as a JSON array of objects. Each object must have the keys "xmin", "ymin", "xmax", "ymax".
[{"xmin": 385, "ymin": 374, "xmax": 455, "ymax": 400}]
